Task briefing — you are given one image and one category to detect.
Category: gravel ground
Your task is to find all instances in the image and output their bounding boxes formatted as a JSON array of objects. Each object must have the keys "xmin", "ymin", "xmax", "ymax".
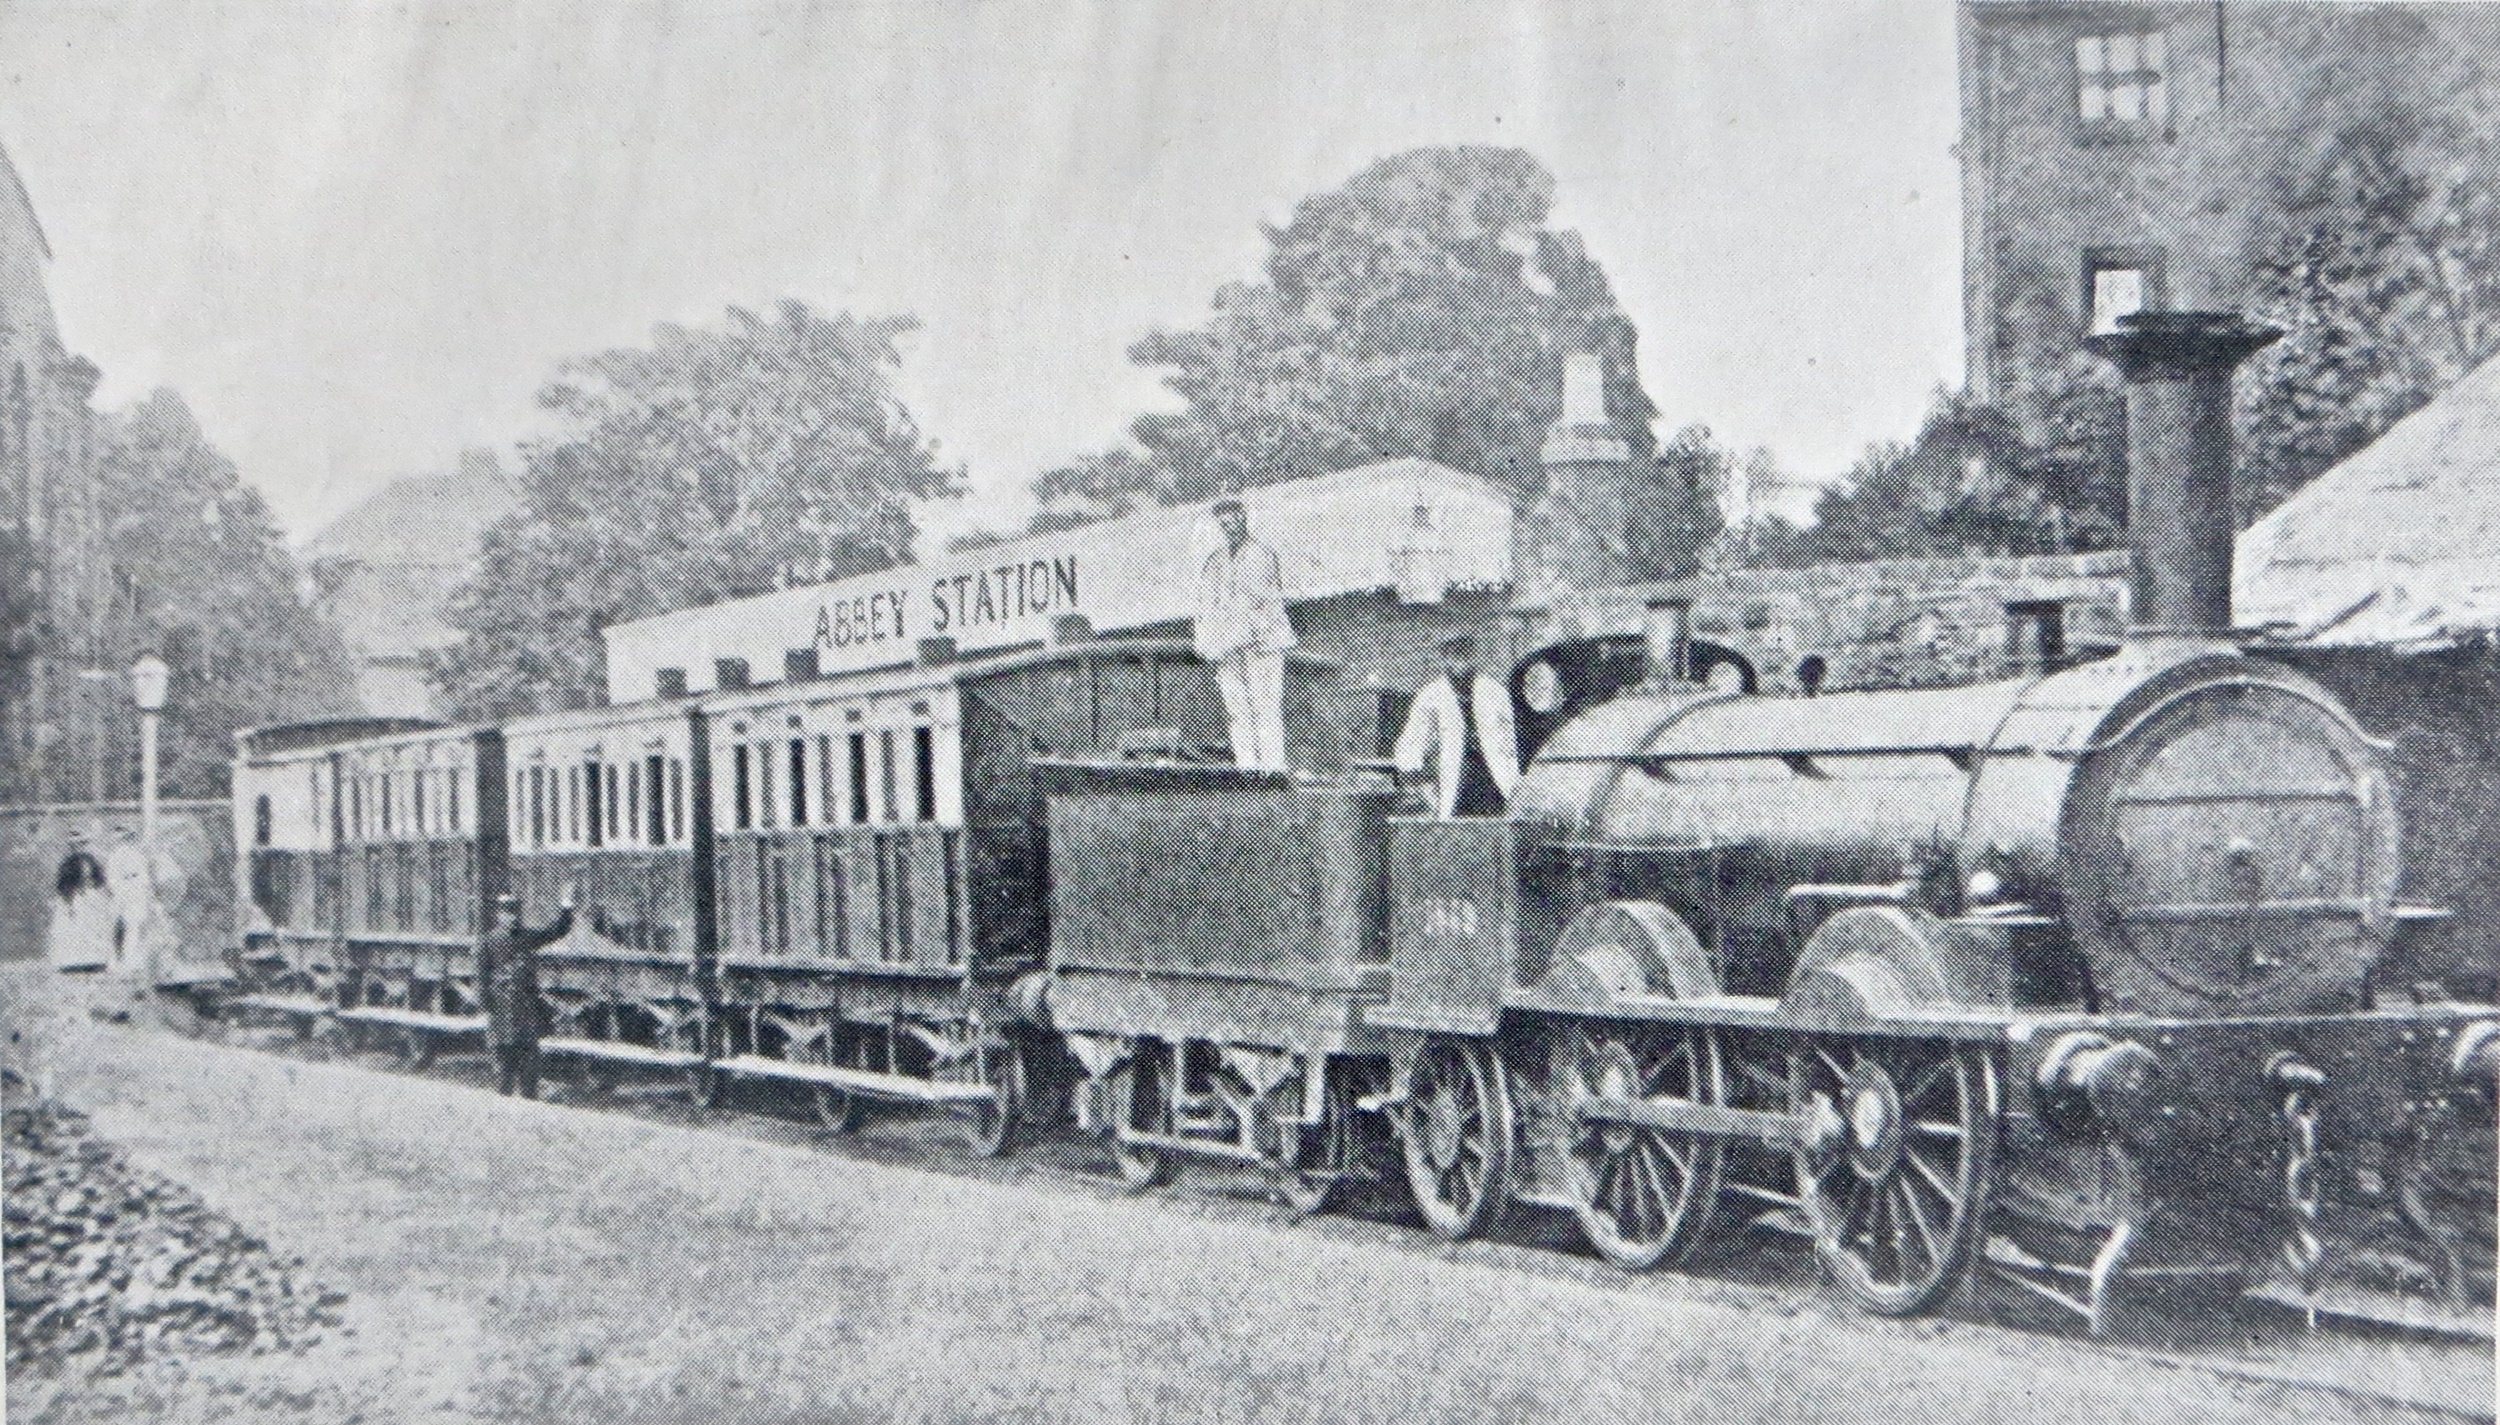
[{"xmin": 5, "ymin": 967, "xmax": 2491, "ymax": 1425}]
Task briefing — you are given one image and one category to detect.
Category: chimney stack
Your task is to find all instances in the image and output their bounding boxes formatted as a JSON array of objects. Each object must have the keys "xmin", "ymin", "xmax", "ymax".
[
  {"xmin": 713, "ymin": 657, "xmax": 751, "ymax": 691},
  {"xmin": 1527, "ymin": 352, "xmax": 1639, "ymax": 597},
  {"xmin": 2086, "ymin": 312, "xmax": 2279, "ymax": 642},
  {"xmin": 1644, "ymin": 597, "xmax": 1693, "ymax": 687}
]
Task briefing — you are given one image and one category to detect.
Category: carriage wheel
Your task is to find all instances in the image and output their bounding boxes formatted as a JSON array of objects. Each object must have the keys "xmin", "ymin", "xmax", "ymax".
[
  {"xmin": 1399, "ymin": 1038, "xmax": 1513, "ymax": 1240},
  {"xmin": 958, "ymin": 1040, "xmax": 1026, "ymax": 1159},
  {"xmin": 1108, "ymin": 1051, "xmax": 1172, "ymax": 1192},
  {"xmin": 675, "ymin": 1016, "xmax": 720, "ymax": 1110},
  {"xmin": 1792, "ymin": 1037, "xmax": 1999, "ymax": 1316},
  {"xmin": 1561, "ymin": 1023, "xmax": 1725, "ymax": 1271},
  {"xmin": 395, "ymin": 1026, "xmax": 436, "ymax": 1072},
  {"xmin": 805, "ymin": 1029, "xmax": 862, "ymax": 1134}
]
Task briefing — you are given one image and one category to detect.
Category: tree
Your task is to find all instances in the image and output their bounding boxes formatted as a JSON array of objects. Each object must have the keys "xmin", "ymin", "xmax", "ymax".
[
  {"xmin": 1123, "ymin": 147, "xmax": 1658, "ymax": 499},
  {"xmin": 91, "ymin": 390, "xmax": 355, "ymax": 797},
  {"xmin": 1026, "ymin": 447, "xmax": 1166, "ymax": 534},
  {"xmin": 432, "ymin": 302, "xmax": 955, "ymax": 718},
  {"xmin": 1787, "ymin": 389, "xmax": 2109, "ymax": 565},
  {"xmin": 1623, "ymin": 426, "xmax": 1733, "ymax": 582}
]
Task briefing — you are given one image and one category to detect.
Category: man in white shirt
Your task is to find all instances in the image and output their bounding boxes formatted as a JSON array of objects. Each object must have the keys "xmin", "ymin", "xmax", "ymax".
[
  {"xmin": 1193, "ymin": 496, "xmax": 1297, "ymax": 772},
  {"xmin": 1395, "ymin": 634, "xmax": 1521, "ymax": 818}
]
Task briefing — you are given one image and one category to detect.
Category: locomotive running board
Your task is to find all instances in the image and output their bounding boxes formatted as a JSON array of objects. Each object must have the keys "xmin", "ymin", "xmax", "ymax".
[
  {"xmin": 715, "ymin": 1053, "xmax": 998, "ymax": 1105},
  {"xmin": 538, "ymin": 1036, "xmax": 703, "ymax": 1070}
]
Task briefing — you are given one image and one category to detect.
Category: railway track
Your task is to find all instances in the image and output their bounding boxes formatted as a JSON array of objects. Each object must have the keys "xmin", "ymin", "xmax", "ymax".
[{"xmin": 213, "ymin": 1014, "xmax": 2495, "ymax": 1421}]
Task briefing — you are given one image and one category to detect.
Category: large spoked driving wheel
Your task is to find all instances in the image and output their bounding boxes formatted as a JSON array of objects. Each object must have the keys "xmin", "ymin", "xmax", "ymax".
[
  {"xmin": 1792, "ymin": 1037, "xmax": 1999, "ymax": 1315},
  {"xmin": 1399, "ymin": 1038, "xmax": 1512, "ymax": 1240},
  {"xmin": 1562, "ymin": 1023, "xmax": 1726, "ymax": 1271}
]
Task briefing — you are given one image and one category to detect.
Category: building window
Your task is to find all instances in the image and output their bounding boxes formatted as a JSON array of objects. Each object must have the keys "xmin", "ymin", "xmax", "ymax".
[
  {"xmin": 2082, "ymin": 249, "xmax": 2166, "ymax": 337},
  {"xmin": 2077, "ymin": 31, "xmax": 2167, "ymax": 132}
]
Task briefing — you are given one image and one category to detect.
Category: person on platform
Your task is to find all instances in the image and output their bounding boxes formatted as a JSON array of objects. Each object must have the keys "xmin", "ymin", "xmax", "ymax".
[
  {"xmin": 1394, "ymin": 634, "xmax": 1521, "ymax": 818},
  {"xmin": 1192, "ymin": 495, "xmax": 1297, "ymax": 773},
  {"xmin": 482, "ymin": 885, "xmax": 574, "ymax": 1099}
]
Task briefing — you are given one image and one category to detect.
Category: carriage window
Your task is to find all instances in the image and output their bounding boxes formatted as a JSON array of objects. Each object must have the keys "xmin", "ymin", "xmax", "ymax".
[
  {"xmin": 732, "ymin": 744, "xmax": 753, "ymax": 831},
  {"xmin": 668, "ymin": 758, "xmax": 686, "ymax": 842},
  {"xmin": 529, "ymin": 766, "xmax": 547, "ymax": 847},
  {"xmin": 449, "ymin": 772, "xmax": 461, "ymax": 834},
  {"xmin": 645, "ymin": 755, "xmax": 666, "ymax": 845},
  {"xmin": 568, "ymin": 766, "xmax": 583, "ymax": 844},
  {"xmin": 350, "ymin": 776, "xmax": 364, "ymax": 840},
  {"xmin": 759, "ymin": 740, "xmax": 778, "ymax": 830},
  {"xmin": 254, "ymin": 795, "xmax": 273, "ymax": 846},
  {"xmin": 788, "ymin": 737, "xmax": 808, "ymax": 826},
  {"xmin": 625, "ymin": 760, "xmax": 640, "ymax": 843},
  {"xmin": 413, "ymin": 770, "xmax": 427, "ymax": 834},
  {"xmin": 912, "ymin": 726, "xmax": 937, "ymax": 822},
  {"xmin": 848, "ymin": 732, "xmax": 870, "ymax": 825},
  {"xmin": 585, "ymin": 760, "xmax": 604, "ymax": 848},
  {"xmin": 818, "ymin": 735, "xmax": 835, "ymax": 827},
  {"xmin": 606, "ymin": 764, "xmax": 621, "ymax": 841},
  {"xmin": 879, "ymin": 729, "xmax": 900, "ymax": 823},
  {"xmin": 380, "ymin": 773, "xmax": 393, "ymax": 836}
]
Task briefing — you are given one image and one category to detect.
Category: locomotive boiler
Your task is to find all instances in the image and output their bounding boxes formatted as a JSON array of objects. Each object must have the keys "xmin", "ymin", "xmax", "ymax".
[{"xmin": 1365, "ymin": 312, "xmax": 2495, "ymax": 1330}]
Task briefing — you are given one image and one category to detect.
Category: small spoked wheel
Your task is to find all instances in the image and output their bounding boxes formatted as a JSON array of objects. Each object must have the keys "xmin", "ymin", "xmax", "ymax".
[
  {"xmin": 1272, "ymin": 1072, "xmax": 1357, "ymax": 1219},
  {"xmin": 790, "ymin": 1028, "xmax": 860, "ymax": 1133},
  {"xmin": 395, "ymin": 1026, "xmax": 436, "ymax": 1072},
  {"xmin": 683, "ymin": 1060, "xmax": 721, "ymax": 1110},
  {"xmin": 1792, "ymin": 1036, "xmax": 2000, "ymax": 1316},
  {"xmin": 1561, "ymin": 1023, "xmax": 1726, "ymax": 1271},
  {"xmin": 957, "ymin": 1040, "xmax": 1026, "ymax": 1159},
  {"xmin": 1108, "ymin": 1055, "xmax": 1172, "ymax": 1192},
  {"xmin": 1399, "ymin": 1038, "xmax": 1513, "ymax": 1240}
]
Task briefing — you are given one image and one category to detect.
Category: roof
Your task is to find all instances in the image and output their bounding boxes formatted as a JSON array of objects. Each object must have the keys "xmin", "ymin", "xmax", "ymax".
[
  {"xmin": 602, "ymin": 457, "xmax": 1516, "ymax": 702},
  {"xmin": 302, "ymin": 461, "xmax": 518, "ymax": 565},
  {"xmin": 2236, "ymin": 355, "xmax": 2500, "ymax": 651}
]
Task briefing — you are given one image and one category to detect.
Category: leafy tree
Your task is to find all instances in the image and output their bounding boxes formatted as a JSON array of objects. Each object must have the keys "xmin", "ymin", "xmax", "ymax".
[
  {"xmin": 1124, "ymin": 146, "xmax": 1658, "ymax": 498},
  {"xmin": 1027, "ymin": 447, "xmax": 1166, "ymax": 534},
  {"xmin": 432, "ymin": 302, "xmax": 955, "ymax": 718},
  {"xmin": 1623, "ymin": 426, "xmax": 1732, "ymax": 582},
  {"xmin": 91, "ymin": 390, "xmax": 355, "ymax": 797},
  {"xmin": 1786, "ymin": 389, "xmax": 2109, "ymax": 564}
]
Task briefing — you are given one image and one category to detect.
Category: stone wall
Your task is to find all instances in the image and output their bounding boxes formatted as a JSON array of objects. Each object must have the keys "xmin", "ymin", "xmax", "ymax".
[
  {"xmin": 1530, "ymin": 552, "xmax": 2131, "ymax": 693},
  {"xmin": 0, "ymin": 800, "xmax": 232, "ymax": 983}
]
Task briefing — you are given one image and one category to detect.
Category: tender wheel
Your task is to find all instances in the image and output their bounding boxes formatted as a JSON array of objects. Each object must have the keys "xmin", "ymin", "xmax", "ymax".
[
  {"xmin": 1274, "ymin": 1070, "xmax": 1359, "ymax": 1219},
  {"xmin": 1560, "ymin": 1023, "xmax": 1725, "ymax": 1271},
  {"xmin": 958, "ymin": 1040, "xmax": 1026, "ymax": 1159},
  {"xmin": 1792, "ymin": 1037, "xmax": 2000, "ymax": 1316},
  {"xmin": 1399, "ymin": 1038, "xmax": 1513, "ymax": 1240},
  {"xmin": 1108, "ymin": 1053, "xmax": 1172, "ymax": 1192}
]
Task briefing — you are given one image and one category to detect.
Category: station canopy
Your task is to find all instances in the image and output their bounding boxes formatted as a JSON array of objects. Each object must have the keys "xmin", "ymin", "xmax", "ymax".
[
  {"xmin": 602, "ymin": 458, "xmax": 1517, "ymax": 702},
  {"xmin": 2237, "ymin": 354, "xmax": 2500, "ymax": 652}
]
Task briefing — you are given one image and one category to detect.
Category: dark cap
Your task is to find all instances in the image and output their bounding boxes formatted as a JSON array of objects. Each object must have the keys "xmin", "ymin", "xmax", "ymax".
[
  {"xmin": 1211, "ymin": 495, "xmax": 1246, "ymax": 515},
  {"xmin": 1438, "ymin": 633, "xmax": 1477, "ymax": 656}
]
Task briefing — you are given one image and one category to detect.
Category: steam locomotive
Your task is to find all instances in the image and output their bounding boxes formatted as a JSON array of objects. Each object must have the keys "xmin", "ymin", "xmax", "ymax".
[{"xmin": 228, "ymin": 313, "xmax": 2494, "ymax": 1334}]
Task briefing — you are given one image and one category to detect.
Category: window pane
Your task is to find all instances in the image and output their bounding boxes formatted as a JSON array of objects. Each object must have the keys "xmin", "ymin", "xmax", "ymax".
[
  {"xmin": 2108, "ymin": 34, "xmax": 2137, "ymax": 74},
  {"xmin": 2111, "ymin": 81, "xmax": 2142, "ymax": 123},
  {"xmin": 789, "ymin": 737, "xmax": 809, "ymax": 826},
  {"xmin": 2142, "ymin": 30, "xmax": 2165, "ymax": 71},
  {"xmin": 2079, "ymin": 83, "xmax": 2107, "ymax": 122},
  {"xmin": 2076, "ymin": 35, "xmax": 2105, "ymax": 74},
  {"xmin": 2146, "ymin": 77, "xmax": 2169, "ymax": 124},
  {"xmin": 2091, "ymin": 267, "xmax": 2145, "ymax": 335}
]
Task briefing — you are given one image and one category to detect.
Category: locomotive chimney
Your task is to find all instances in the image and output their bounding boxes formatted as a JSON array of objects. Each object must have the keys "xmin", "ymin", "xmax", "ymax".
[
  {"xmin": 2085, "ymin": 312, "xmax": 2279, "ymax": 641},
  {"xmin": 1643, "ymin": 597, "xmax": 1693, "ymax": 686},
  {"xmin": 2003, "ymin": 600, "xmax": 2066, "ymax": 676}
]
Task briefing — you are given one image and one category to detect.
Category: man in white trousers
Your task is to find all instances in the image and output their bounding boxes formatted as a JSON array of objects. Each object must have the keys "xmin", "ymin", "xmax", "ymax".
[{"xmin": 1193, "ymin": 496, "xmax": 1297, "ymax": 772}]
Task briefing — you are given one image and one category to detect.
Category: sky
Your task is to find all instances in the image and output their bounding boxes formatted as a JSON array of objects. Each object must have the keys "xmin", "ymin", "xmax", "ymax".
[{"xmin": 0, "ymin": 0, "xmax": 1966, "ymax": 545}]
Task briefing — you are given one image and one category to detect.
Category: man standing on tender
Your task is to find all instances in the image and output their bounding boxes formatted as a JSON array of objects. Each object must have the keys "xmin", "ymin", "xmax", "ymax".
[{"xmin": 1192, "ymin": 495, "xmax": 1298, "ymax": 773}]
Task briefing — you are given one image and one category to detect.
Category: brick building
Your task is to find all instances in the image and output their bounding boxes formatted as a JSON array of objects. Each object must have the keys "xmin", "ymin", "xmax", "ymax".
[
  {"xmin": 1957, "ymin": 0, "xmax": 2500, "ymax": 401},
  {"xmin": 0, "ymin": 139, "xmax": 105, "ymax": 805}
]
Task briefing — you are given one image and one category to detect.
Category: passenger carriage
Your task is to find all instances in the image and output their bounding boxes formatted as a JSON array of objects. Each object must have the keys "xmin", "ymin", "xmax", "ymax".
[
  {"xmin": 696, "ymin": 636, "xmax": 1346, "ymax": 1152},
  {"xmin": 230, "ymin": 717, "xmax": 506, "ymax": 1059}
]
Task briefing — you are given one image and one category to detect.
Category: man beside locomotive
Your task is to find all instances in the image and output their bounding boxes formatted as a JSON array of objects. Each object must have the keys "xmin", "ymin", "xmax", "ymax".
[
  {"xmin": 1394, "ymin": 634, "xmax": 1520, "ymax": 818},
  {"xmin": 482, "ymin": 884, "xmax": 574, "ymax": 1099},
  {"xmin": 1192, "ymin": 495, "xmax": 1297, "ymax": 773}
]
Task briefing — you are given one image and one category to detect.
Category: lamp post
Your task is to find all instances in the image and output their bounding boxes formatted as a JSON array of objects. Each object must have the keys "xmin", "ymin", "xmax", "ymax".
[{"xmin": 131, "ymin": 652, "xmax": 168, "ymax": 864}]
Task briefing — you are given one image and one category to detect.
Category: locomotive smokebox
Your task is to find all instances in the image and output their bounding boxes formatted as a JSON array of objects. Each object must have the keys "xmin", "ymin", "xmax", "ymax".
[{"xmin": 2086, "ymin": 312, "xmax": 2279, "ymax": 640}]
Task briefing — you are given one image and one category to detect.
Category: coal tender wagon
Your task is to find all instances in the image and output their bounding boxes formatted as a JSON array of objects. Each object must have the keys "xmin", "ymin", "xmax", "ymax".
[
  {"xmin": 229, "ymin": 716, "xmax": 509, "ymax": 1061},
  {"xmin": 1366, "ymin": 314, "xmax": 2495, "ymax": 1331}
]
